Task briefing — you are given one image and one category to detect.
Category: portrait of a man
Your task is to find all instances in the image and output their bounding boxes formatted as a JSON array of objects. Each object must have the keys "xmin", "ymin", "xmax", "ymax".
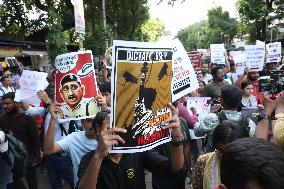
[{"xmin": 58, "ymin": 74, "xmax": 99, "ymax": 119}]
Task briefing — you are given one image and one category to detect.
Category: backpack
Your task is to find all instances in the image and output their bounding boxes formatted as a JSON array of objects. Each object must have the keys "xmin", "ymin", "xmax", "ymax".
[
  {"xmin": 216, "ymin": 111, "xmax": 250, "ymax": 133},
  {"xmin": 1, "ymin": 129, "xmax": 29, "ymax": 178}
]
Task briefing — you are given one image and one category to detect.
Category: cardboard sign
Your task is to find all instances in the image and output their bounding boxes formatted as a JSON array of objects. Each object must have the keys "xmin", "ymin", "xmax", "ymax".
[
  {"xmin": 111, "ymin": 40, "xmax": 173, "ymax": 153},
  {"xmin": 245, "ymin": 43, "xmax": 265, "ymax": 71},
  {"xmin": 172, "ymin": 39, "xmax": 199, "ymax": 102},
  {"xmin": 15, "ymin": 70, "xmax": 49, "ymax": 107},
  {"xmin": 187, "ymin": 51, "xmax": 201, "ymax": 70},
  {"xmin": 266, "ymin": 42, "xmax": 281, "ymax": 63},
  {"xmin": 55, "ymin": 51, "xmax": 99, "ymax": 121},
  {"xmin": 210, "ymin": 44, "xmax": 226, "ymax": 64}
]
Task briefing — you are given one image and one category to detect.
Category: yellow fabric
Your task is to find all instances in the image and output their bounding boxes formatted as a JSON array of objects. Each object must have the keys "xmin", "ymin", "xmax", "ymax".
[
  {"xmin": 203, "ymin": 152, "xmax": 221, "ymax": 189},
  {"xmin": 273, "ymin": 113, "xmax": 284, "ymax": 151}
]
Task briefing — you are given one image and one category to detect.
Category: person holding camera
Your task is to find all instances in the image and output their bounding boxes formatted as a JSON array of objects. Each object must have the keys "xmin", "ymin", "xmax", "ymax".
[{"xmin": 194, "ymin": 85, "xmax": 270, "ymax": 152}]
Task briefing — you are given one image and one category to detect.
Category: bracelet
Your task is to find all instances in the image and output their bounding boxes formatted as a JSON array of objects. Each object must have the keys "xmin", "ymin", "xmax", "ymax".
[{"xmin": 171, "ymin": 139, "xmax": 185, "ymax": 147}]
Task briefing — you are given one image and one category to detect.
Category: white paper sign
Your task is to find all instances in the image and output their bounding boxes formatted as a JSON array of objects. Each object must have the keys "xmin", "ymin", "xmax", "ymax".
[
  {"xmin": 230, "ymin": 51, "xmax": 246, "ymax": 75},
  {"xmin": 266, "ymin": 42, "xmax": 281, "ymax": 63},
  {"xmin": 71, "ymin": 0, "xmax": 85, "ymax": 34},
  {"xmin": 187, "ymin": 97, "xmax": 211, "ymax": 139},
  {"xmin": 172, "ymin": 39, "xmax": 199, "ymax": 102},
  {"xmin": 245, "ymin": 43, "xmax": 265, "ymax": 71},
  {"xmin": 15, "ymin": 70, "xmax": 49, "ymax": 107},
  {"xmin": 210, "ymin": 44, "xmax": 225, "ymax": 64}
]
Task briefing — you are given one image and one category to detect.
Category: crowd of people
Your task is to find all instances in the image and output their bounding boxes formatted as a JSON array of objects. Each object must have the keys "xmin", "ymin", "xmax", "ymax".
[{"xmin": 0, "ymin": 52, "xmax": 284, "ymax": 189}]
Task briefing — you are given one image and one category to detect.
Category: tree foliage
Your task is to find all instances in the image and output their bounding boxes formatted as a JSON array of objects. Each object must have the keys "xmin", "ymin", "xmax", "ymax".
[
  {"xmin": 0, "ymin": 0, "xmax": 163, "ymax": 55},
  {"xmin": 46, "ymin": 9, "xmax": 67, "ymax": 67},
  {"xmin": 140, "ymin": 18, "xmax": 170, "ymax": 42},
  {"xmin": 236, "ymin": 0, "xmax": 284, "ymax": 42},
  {"xmin": 175, "ymin": 6, "xmax": 238, "ymax": 51}
]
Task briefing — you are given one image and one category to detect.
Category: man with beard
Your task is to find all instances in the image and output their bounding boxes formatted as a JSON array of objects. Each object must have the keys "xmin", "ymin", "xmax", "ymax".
[
  {"xmin": 0, "ymin": 92, "xmax": 40, "ymax": 189},
  {"xmin": 201, "ymin": 62, "xmax": 213, "ymax": 83},
  {"xmin": 235, "ymin": 69, "xmax": 264, "ymax": 104},
  {"xmin": 58, "ymin": 74, "xmax": 100, "ymax": 119},
  {"xmin": 202, "ymin": 66, "xmax": 229, "ymax": 101}
]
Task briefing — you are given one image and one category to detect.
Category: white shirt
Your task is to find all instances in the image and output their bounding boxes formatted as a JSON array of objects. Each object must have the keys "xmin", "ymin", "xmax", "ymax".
[
  {"xmin": 0, "ymin": 86, "xmax": 15, "ymax": 97},
  {"xmin": 203, "ymin": 73, "xmax": 213, "ymax": 84}
]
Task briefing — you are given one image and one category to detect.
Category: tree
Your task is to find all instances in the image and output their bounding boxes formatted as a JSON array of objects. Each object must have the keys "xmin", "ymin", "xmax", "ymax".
[
  {"xmin": 47, "ymin": 9, "xmax": 67, "ymax": 67},
  {"xmin": 175, "ymin": 20, "xmax": 208, "ymax": 51},
  {"xmin": 140, "ymin": 18, "xmax": 170, "ymax": 42},
  {"xmin": 175, "ymin": 7, "xmax": 238, "ymax": 51},
  {"xmin": 236, "ymin": 0, "xmax": 284, "ymax": 42},
  {"xmin": 207, "ymin": 6, "xmax": 238, "ymax": 44}
]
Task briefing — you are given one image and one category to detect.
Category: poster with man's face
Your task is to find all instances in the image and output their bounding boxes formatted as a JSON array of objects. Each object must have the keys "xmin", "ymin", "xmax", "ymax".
[{"xmin": 55, "ymin": 51, "xmax": 100, "ymax": 121}]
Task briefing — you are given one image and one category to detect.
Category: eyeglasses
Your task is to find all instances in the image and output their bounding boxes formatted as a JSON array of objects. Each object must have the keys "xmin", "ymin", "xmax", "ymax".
[{"xmin": 61, "ymin": 84, "xmax": 80, "ymax": 92}]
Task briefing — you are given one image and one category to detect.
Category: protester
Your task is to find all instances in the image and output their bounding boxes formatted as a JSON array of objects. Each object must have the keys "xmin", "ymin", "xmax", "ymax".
[
  {"xmin": 76, "ymin": 103, "xmax": 185, "ymax": 189},
  {"xmin": 262, "ymin": 94, "xmax": 284, "ymax": 151},
  {"xmin": 240, "ymin": 80, "xmax": 259, "ymax": 108},
  {"xmin": 197, "ymin": 81, "xmax": 206, "ymax": 96},
  {"xmin": 0, "ymin": 130, "xmax": 13, "ymax": 189},
  {"xmin": 196, "ymin": 72, "xmax": 204, "ymax": 82},
  {"xmin": 191, "ymin": 120, "xmax": 249, "ymax": 189},
  {"xmin": 152, "ymin": 117, "xmax": 190, "ymax": 189},
  {"xmin": 44, "ymin": 104, "xmax": 104, "ymax": 186},
  {"xmin": 235, "ymin": 69, "xmax": 264, "ymax": 104},
  {"xmin": 0, "ymin": 76, "xmax": 15, "ymax": 98},
  {"xmin": 98, "ymin": 82, "xmax": 111, "ymax": 110},
  {"xmin": 0, "ymin": 92, "xmax": 40, "ymax": 189},
  {"xmin": 194, "ymin": 84, "xmax": 269, "ymax": 152},
  {"xmin": 201, "ymin": 62, "xmax": 213, "ymax": 83},
  {"xmin": 202, "ymin": 66, "xmax": 229, "ymax": 101},
  {"xmin": 218, "ymin": 138, "xmax": 284, "ymax": 189},
  {"xmin": 178, "ymin": 96, "xmax": 198, "ymax": 129}
]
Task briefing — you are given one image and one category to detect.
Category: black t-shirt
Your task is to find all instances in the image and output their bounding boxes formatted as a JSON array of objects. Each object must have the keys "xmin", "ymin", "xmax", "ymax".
[{"xmin": 77, "ymin": 150, "xmax": 182, "ymax": 189}]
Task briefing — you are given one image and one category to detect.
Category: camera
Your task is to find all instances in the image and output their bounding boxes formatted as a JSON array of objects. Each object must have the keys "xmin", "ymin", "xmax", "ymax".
[
  {"xmin": 211, "ymin": 98, "xmax": 223, "ymax": 112},
  {"xmin": 258, "ymin": 70, "xmax": 284, "ymax": 95}
]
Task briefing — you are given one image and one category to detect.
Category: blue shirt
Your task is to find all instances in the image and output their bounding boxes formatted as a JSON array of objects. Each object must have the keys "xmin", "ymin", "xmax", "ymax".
[{"xmin": 57, "ymin": 131, "xmax": 98, "ymax": 185}]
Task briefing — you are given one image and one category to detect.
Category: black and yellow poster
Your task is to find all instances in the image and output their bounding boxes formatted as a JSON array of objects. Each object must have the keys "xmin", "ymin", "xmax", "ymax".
[{"xmin": 111, "ymin": 40, "xmax": 173, "ymax": 153}]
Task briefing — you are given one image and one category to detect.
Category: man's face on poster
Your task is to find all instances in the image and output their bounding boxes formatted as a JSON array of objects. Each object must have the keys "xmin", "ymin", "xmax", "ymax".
[{"xmin": 60, "ymin": 81, "xmax": 84, "ymax": 108}]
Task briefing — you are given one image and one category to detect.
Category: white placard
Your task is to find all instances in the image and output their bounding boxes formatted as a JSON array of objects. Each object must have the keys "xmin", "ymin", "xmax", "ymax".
[
  {"xmin": 172, "ymin": 39, "xmax": 199, "ymax": 102},
  {"xmin": 230, "ymin": 51, "xmax": 246, "ymax": 75},
  {"xmin": 245, "ymin": 43, "xmax": 265, "ymax": 71},
  {"xmin": 71, "ymin": 0, "xmax": 85, "ymax": 34},
  {"xmin": 15, "ymin": 70, "xmax": 49, "ymax": 107},
  {"xmin": 187, "ymin": 97, "xmax": 211, "ymax": 139},
  {"xmin": 266, "ymin": 42, "xmax": 281, "ymax": 63},
  {"xmin": 210, "ymin": 44, "xmax": 225, "ymax": 64}
]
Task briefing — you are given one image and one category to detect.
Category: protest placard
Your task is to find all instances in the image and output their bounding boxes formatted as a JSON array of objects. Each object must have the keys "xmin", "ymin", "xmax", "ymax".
[
  {"xmin": 187, "ymin": 51, "xmax": 201, "ymax": 70},
  {"xmin": 55, "ymin": 51, "xmax": 99, "ymax": 121},
  {"xmin": 172, "ymin": 39, "xmax": 199, "ymax": 102},
  {"xmin": 245, "ymin": 43, "xmax": 265, "ymax": 71},
  {"xmin": 186, "ymin": 97, "xmax": 211, "ymax": 139},
  {"xmin": 111, "ymin": 40, "xmax": 173, "ymax": 153},
  {"xmin": 210, "ymin": 44, "xmax": 226, "ymax": 64},
  {"xmin": 266, "ymin": 42, "xmax": 281, "ymax": 63},
  {"xmin": 71, "ymin": 0, "xmax": 85, "ymax": 34},
  {"xmin": 230, "ymin": 51, "xmax": 246, "ymax": 75},
  {"xmin": 15, "ymin": 70, "xmax": 49, "ymax": 107}
]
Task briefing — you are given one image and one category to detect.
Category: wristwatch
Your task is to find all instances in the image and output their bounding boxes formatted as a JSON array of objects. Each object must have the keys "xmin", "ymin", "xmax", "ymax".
[
  {"xmin": 258, "ymin": 112, "xmax": 271, "ymax": 121},
  {"xmin": 171, "ymin": 137, "xmax": 185, "ymax": 147},
  {"xmin": 45, "ymin": 100, "xmax": 52, "ymax": 107}
]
